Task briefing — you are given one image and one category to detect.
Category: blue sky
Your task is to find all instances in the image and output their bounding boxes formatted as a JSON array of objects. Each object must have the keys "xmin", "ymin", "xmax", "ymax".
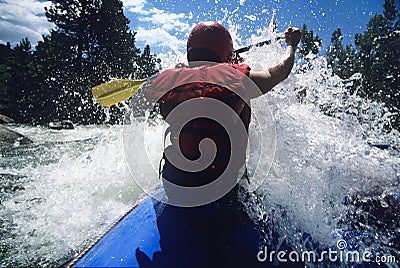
[
  {"xmin": 122, "ymin": 0, "xmax": 387, "ymax": 55},
  {"xmin": 0, "ymin": 0, "xmax": 392, "ymax": 61}
]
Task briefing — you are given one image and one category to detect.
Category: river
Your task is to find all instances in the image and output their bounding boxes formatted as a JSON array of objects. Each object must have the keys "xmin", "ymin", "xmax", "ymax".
[{"xmin": 1, "ymin": 125, "xmax": 143, "ymax": 266}]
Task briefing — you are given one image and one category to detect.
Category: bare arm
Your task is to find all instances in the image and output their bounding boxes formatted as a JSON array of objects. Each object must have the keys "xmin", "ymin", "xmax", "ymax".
[{"xmin": 248, "ymin": 27, "xmax": 301, "ymax": 98}]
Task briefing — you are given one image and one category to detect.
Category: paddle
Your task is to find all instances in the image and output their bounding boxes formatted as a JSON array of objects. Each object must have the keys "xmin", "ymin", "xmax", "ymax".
[
  {"xmin": 92, "ymin": 78, "xmax": 147, "ymax": 107},
  {"xmin": 92, "ymin": 36, "xmax": 284, "ymax": 107},
  {"xmin": 234, "ymin": 36, "xmax": 284, "ymax": 54}
]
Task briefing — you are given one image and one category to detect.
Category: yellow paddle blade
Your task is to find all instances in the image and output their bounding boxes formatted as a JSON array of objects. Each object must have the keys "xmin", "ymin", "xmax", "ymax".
[{"xmin": 92, "ymin": 78, "xmax": 147, "ymax": 107}]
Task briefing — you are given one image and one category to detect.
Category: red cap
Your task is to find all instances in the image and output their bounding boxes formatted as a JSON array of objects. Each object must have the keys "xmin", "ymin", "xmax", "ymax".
[{"xmin": 187, "ymin": 21, "xmax": 234, "ymax": 62}]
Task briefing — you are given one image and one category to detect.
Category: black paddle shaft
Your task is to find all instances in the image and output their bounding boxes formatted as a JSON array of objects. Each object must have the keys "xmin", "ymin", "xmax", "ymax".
[{"xmin": 234, "ymin": 36, "xmax": 282, "ymax": 54}]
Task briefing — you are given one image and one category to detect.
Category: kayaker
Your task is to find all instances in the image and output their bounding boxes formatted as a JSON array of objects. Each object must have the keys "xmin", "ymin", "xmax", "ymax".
[
  {"xmin": 145, "ymin": 21, "xmax": 301, "ymax": 206},
  {"xmin": 140, "ymin": 21, "xmax": 303, "ymax": 268}
]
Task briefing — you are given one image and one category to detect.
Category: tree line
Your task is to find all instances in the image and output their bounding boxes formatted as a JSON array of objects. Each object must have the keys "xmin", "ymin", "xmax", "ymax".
[
  {"xmin": 299, "ymin": 0, "xmax": 399, "ymax": 130},
  {"xmin": 0, "ymin": 0, "xmax": 160, "ymax": 124}
]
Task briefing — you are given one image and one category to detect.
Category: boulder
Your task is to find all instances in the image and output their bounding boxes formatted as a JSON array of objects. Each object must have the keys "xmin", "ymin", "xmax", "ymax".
[
  {"xmin": 48, "ymin": 119, "xmax": 74, "ymax": 130},
  {"xmin": 0, "ymin": 125, "xmax": 33, "ymax": 147},
  {"xmin": 0, "ymin": 114, "xmax": 14, "ymax": 124}
]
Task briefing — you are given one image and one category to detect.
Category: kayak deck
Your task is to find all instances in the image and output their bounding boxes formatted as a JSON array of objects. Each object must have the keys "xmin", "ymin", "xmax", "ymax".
[
  {"xmin": 68, "ymin": 188, "xmax": 272, "ymax": 268},
  {"xmin": 69, "ymin": 193, "xmax": 161, "ymax": 267}
]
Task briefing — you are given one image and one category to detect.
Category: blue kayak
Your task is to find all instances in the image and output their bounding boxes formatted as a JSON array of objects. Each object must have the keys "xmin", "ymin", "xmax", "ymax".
[
  {"xmin": 68, "ymin": 192, "xmax": 161, "ymax": 268},
  {"xmin": 68, "ymin": 188, "xmax": 302, "ymax": 268}
]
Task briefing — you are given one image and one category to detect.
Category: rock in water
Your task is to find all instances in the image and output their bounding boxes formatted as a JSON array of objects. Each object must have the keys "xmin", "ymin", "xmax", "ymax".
[
  {"xmin": 0, "ymin": 125, "xmax": 33, "ymax": 147},
  {"xmin": 0, "ymin": 114, "xmax": 14, "ymax": 124},
  {"xmin": 48, "ymin": 120, "xmax": 74, "ymax": 130}
]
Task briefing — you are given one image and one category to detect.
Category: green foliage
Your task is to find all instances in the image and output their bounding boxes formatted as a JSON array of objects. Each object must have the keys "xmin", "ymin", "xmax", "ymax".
[
  {"xmin": 128, "ymin": 45, "xmax": 161, "ymax": 117},
  {"xmin": 0, "ymin": 38, "xmax": 43, "ymax": 122},
  {"xmin": 355, "ymin": 0, "xmax": 400, "ymax": 107},
  {"xmin": 0, "ymin": 0, "xmax": 160, "ymax": 124},
  {"xmin": 135, "ymin": 45, "xmax": 161, "ymax": 79},
  {"xmin": 0, "ymin": 43, "xmax": 13, "ymax": 111},
  {"xmin": 40, "ymin": 0, "xmax": 147, "ymax": 124},
  {"xmin": 0, "ymin": 64, "xmax": 11, "ymax": 111},
  {"xmin": 298, "ymin": 24, "xmax": 322, "ymax": 58},
  {"xmin": 326, "ymin": 29, "xmax": 358, "ymax": 80},
  {"xmin": 320, "ymin": 0, "xmax": 399, "ymax": 129}
]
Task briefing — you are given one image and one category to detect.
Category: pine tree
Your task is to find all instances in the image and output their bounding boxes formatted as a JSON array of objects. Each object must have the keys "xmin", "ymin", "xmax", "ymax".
[
  {"xmin": 326, "ymin": 29, "xmax": 358, "ymax": 80},
  {"xmin": 0, "ymin": 43, "xmax": 13, "ymax": 115},
  {"xmin": 354, "ymin": 0, "xmax": 400, "ymax": 127},
  {"xmin": 381, "ymin": 0, "xmax": 400, "ymax": 111},
  {"xmin": 39, "ymin": 0, "xmax": 148, "ymax": 124},
  {"xmin": 298, "ymin": 24, "xmax": 322, "ymax": 58},
  {"xmin": 88, "ymin": 0, "xmax": 140, "ymax": 81},
  {"xmin": 129, "ymin": 45, "xmax": 161, "ymax": 117},
  {"xmin": 135, "ymin": 45, "xmax": 161, "ymax": 79},
  {"xmin": 35, "ymin": 32, "xmax": 72, "ymax": 122},
  {"xmin": 3, "ymin": 38, "xmax": 42, "ymax": 122}
]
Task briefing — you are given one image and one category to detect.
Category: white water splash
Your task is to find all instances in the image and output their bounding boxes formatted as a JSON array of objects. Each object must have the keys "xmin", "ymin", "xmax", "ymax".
[
  {"xmin": 1, "ymin": 126, "xmax": 142, "ymax": 266},
  {"xmin": 239, "ymin": 30, "xmax": 399, "ymax": 265}
]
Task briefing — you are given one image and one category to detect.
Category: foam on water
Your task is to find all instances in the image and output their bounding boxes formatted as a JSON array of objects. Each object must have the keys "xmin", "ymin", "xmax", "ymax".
[
  {"xmin": 0, "ymin": 125, "xmax": 143, "ymax": 266},
  {"xmin": 239, "ymin": 32, "xmax": 400, "ymax": 265}
]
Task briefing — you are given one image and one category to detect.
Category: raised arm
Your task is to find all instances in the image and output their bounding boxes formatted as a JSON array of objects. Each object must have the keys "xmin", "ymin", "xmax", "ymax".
[{"xmin": 248, "ymin": 27, "xmax": 302, "ymax": 98}]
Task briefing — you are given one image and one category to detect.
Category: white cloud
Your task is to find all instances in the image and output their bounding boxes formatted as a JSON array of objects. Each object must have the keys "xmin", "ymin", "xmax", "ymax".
[
  {"xmin": 0, "ymin": 21, "xmax": 43, "ymax": 44},
  {"xmin": 136, "ymin": 27, "xmax": 184, "ymax": 48},
  {"xmin": 0, "ymin": 0, "xmax": 54, "ymax": 45},
  {"xmin": 123, "ymin": 0, "xmax": 148, "ymax": 14},
  {"xmin": 123, "ymin": 0, "xmax": 147, "ymax": 7},
  {"xmin": 139, "ymin": 8, "xmax": 191, "ymax": 33},
  {"xmin": 135, "ymin": 27, "xmax": 188, "ymax": 68},
  {"xmin": 125, "ymin": 0, "xmax": 192, "ymax": 54},
  {"xmin": 124, "ymin": 0, "xmax": 152, "ymax": 15}
]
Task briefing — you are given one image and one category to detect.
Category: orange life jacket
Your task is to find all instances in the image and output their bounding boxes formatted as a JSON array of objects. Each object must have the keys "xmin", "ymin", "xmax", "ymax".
[{"xmin": 145, "ymin": 63, "xmax": 251, "ymax": 186}]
